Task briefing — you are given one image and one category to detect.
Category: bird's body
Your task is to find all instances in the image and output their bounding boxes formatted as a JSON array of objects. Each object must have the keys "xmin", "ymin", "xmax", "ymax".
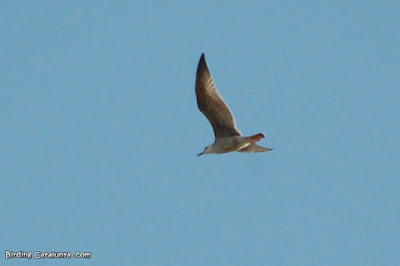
[
  {"xmin": 208, "ymin": 136, "xmax": 252, "ymax": 154},
  {"xmin": 195, "ymin": 53, "xmax": 273, "ymax": 156}
]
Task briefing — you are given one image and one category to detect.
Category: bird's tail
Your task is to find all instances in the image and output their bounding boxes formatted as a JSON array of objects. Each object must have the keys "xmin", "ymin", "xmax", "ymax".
[{"xmin": 238, "ymin": 143, "xmax": 273, "ymax": 153}]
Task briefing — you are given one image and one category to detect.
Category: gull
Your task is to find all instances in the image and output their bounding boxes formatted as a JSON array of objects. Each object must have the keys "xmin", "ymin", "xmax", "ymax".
[{"xmin": 196, "ymin": 53, "xmax": 273, "ymax": 156}]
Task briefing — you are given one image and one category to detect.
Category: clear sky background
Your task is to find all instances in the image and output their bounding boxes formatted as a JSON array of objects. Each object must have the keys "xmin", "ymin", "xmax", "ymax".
[{"xmin": 1, "ymin": 1, "xmax": 399, "ymax": 265}]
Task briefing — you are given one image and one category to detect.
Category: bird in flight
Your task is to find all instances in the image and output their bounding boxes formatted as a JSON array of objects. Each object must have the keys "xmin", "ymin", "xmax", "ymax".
[{"xmin": 195, "ymin": 53, "xmax": 273, "ymax": 156}]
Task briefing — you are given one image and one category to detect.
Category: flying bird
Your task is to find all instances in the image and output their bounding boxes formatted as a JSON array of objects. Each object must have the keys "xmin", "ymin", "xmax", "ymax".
[{"xmin": 195, "ymin": 53, "xmax": 273, "ymax": 156}]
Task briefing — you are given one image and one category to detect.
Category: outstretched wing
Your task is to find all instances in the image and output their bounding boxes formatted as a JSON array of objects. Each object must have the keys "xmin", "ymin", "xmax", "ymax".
[{"xmin": 195, "ymin": 54, "xmax": 241, "ymax": 138}]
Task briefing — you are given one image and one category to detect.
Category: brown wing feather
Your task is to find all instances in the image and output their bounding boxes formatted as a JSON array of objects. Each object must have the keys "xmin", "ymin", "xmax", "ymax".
[{"xmin": 195, "ymin": 54, "xmax": 241, "ymax": 138}]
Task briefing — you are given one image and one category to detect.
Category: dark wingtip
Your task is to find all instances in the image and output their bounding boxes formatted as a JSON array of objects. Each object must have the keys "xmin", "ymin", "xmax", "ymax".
[
  {"xmin": 197, "ymin": 53, "xmax": 209, "ymax": 77},
  {"xmin": 199, "ymin": 53, "xmax": 206, "ymax": 64}
]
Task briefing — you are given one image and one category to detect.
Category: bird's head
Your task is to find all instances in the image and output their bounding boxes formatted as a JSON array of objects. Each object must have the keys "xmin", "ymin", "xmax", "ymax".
[{"xmin": 198, "ymin": 145, "xmax": 212, "ymax": 156}]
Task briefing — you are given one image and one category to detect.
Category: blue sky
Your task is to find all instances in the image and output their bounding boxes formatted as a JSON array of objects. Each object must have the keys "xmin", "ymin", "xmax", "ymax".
[{"xmin": 1, "ymin": 1, "xmax": 399, "ymax": 265}]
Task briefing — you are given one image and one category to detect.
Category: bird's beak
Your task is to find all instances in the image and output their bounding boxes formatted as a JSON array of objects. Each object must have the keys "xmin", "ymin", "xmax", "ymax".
[{"xmin": 197, "ymin": 152, "xmax": 204, "ymax": 157}]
